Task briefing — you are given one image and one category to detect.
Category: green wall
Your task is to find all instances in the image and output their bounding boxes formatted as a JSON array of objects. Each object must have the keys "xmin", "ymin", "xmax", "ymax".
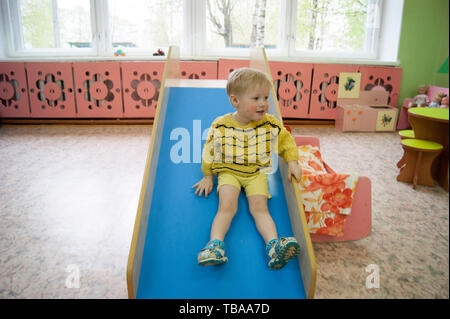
[{"xmin": 397, "ymin": 0, "xmax": 449, "ymax": 107}]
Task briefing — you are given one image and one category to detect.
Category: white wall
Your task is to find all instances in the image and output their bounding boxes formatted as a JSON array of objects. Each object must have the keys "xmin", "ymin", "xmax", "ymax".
[
  {"xmin": 0, "ymin": 7, "xmax": 7, "ymax": 59},
  {"xmin": 377, "ymin": 0, "xmax": 404, "ymax": 64}
]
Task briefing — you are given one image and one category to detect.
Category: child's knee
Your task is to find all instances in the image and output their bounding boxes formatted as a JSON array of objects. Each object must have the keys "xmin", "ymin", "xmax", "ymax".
[
  {"xmin": 218, "ymin": 184, "xmax": 240, "ymax": 214},
  {"xmin": 217, "ymin": 206, "xmax": 238, "ymax": 217},
  {"xmin": 218, "ymin": 199, "xmax": 238, "ymax": 215},
  {"xmin": 248, "ymin": 198, "xmax": 269, "ymax": 216},
  {"xmin": 249, "ymin": 208, "xmax": 270, "ymax": 218}
]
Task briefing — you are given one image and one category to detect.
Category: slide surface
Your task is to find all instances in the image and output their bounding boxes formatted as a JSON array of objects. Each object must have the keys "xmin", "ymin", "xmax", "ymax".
[{"xmin": 136, "ymin": 87, "xmax": 305, "ymax": 299}]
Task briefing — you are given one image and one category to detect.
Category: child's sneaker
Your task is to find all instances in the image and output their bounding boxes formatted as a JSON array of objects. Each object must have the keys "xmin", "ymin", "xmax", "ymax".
[
  {"xmin": 198, "ymin": 239, "xmax": 228, "ymax": 266},
  {"xmin": 266, "ymin": 237, "xmax": 300, "ymax": 270}
]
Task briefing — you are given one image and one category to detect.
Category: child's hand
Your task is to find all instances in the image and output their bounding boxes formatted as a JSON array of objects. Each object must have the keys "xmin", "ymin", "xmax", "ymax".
[
  {"xmin": 192, "ymin": 175, "xmax": 214, "ymax": 198},
  {"xmin": 287, "ymin": 161, "xmax": 302, "ymax": 182}
]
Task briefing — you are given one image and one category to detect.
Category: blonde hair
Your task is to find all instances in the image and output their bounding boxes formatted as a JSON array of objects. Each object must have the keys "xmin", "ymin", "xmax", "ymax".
[
  {"xmin": 226, "ymin": 67, "xmax": 272, "ymax": 97},
  {"xmin": 418, "ymin": 85, "xmax": 428, "ymax": 93},
  {"xmin": 433, "ymin": 91, "xmax": 446, "ymax": 102}
]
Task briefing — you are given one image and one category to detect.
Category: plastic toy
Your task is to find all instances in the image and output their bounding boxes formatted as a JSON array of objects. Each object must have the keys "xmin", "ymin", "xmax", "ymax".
[
  {"xmin": 428, "ymin": 91, "xmax": 446, "ymax": 108},
  {"xmin": 397, "ymin": 85, "xmax": 449, "ymax": 130},
  {"xmin": 153, "ymin": 48, "xmax": 165, "ymax": 56},
  {"xmin": 408, "ymin": 85, "xmax": 429, "ymax": 107},
  {"xmin": 114, "ymin": 49, "xmax": 125, "ymax": 57},
  {"xmin": 440, "ymin": 95, "xmax": 449, "ymax": 108}
]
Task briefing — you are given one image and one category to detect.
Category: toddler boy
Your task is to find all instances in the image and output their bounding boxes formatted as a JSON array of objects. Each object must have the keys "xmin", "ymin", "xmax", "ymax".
[{"xmin": 192, "ymin": 67, "xmax": 302, "ymax": 270}]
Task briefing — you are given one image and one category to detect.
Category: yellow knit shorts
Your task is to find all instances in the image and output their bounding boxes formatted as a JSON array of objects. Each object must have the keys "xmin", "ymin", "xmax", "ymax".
[{"xmin": 217, "ymin": 172, "xmax": 271, "ymax": 198}]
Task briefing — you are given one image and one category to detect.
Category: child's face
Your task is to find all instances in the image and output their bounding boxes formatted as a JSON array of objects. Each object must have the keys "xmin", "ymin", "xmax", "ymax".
[{"xmin": 230, "ymin": 85, "xmax": 270, "ymax": 123}]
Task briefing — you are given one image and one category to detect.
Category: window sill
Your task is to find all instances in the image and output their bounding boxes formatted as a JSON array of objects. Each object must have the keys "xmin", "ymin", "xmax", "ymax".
[
  {"xmin": 1, "ymin": 55, "xmax": 400, "ymax": 67},
  {"xmin": 0, "ymin": 56, "xmax": 168, "ymax": 62},
  {"xmin": 181, "ymin": 55, "xmax": 401, "ymax": 67}
]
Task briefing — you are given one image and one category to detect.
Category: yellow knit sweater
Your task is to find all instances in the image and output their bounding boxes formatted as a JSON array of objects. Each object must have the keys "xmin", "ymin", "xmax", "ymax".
[{"xmin": 201, "ymin": 113, "xmax": 299, "ymax": 177}]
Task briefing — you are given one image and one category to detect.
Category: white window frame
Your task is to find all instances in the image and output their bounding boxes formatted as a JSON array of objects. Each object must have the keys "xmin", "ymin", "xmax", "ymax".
[
  {"xmin": 190, "ymin": 0, "xmax": 388, "ymax": 62},
  {"xmin": 192, "ymin": 0, "xmax": 248, "ymax": 58},
  {"xmin": 191, "ymin": 0, "xmax": 288, "ymax": 59},
  {"xmin": 0, "ymin": 0, "xmax": 404, "ymax": 64},
  {"xmin": 1, "ymin": 0, "xmax": 102, "ymax": 58},
  {"xmin": 287, "ymin": 0, "xmax": 383, "ymax": 61},
  {"xmin": 103, "ymin": 0, "xmax": 184, "ymax": 58},
  {"xmin": 0, "ymin": 0, "xmax": 172, "ymax": 59}
]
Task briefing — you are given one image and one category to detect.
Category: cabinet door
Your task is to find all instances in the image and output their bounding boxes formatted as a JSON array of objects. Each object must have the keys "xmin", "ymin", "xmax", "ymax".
[
  {"xmin": 0, "ymin": 62, "xmax": 30, "ymax": 118},
  {"xmin": 121, "ymin": 62, "xmax": 164, "ymax": 118},
  {"xmin": 26, "ymin": 62, "xmax": 76, "ymax": 118},
  {"xmin": 309, "ymin": 64, "xmax": 359, "ymax": 119},
  {"xmin": 217, "ymin": 59, "xmax": 250, "ymax": 79},
  {"xmin": 359, "ymin": 66, "xmax": 402, "ymax": 108},
  {"xmin": 73, "ymin": 62, "xmax": 123, "ymax": 118},
  {"xmin": 269, "ymin": 61, "xmax": 313, "ymax": 119},
  {"xmin": 180, "ymin": 61, "xmax": 218, "ymax": 79}
]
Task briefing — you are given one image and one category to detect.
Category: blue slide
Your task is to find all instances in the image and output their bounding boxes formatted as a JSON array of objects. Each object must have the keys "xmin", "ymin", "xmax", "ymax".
[{"xmin": 134, "ymin": 86, "xmax": 305, "ymax": 298}]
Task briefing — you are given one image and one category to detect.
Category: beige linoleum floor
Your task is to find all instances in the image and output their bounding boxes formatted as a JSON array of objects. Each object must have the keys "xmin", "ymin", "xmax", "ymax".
[{"xmin": 0, "ymin": 124, "xmax": 448, "ymax": 299}]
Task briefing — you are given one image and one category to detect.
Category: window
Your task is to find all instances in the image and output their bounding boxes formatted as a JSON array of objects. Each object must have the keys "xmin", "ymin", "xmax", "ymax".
[
  {"xmin": 20, "ymin": 0, "xmax": 93, "ymax": 49},
  {"xmin": 204, "ymin": 0, "xmax": 280, "ymax": 50},
  {"xmin": 1, "ymin": 0, "xmax": 400, "ymax": 63},
  {"xmin": 293, "ymin": 0, "xmax": 380, "ymax": 59},
  {"xmin": 197, "ymin": 0, "xmax": 381, "ymax": 58},
  {"xmin": 5, "ymin": 0, "xmax": 95, "ymax": 54},
  {"xmin": 108, "ymin": 0, "xmax": 183, "ymax": 52},
  {"xmin": 1, "ymin": 0, "xmax": 184, "ymax": 57}
]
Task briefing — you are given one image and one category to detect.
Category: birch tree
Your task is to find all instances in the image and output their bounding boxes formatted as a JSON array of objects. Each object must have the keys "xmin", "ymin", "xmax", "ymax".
[
  {"xmin": 298, "ymin": 0, "xmax": 368, "ymax": 51},
  {"xmin": 250, "ymin": 0, "xmax": 267, "ymax": 48},
  {"xmin": 207, "ymin": 0, "xmax": 237, "ymax": 47},
  {"xmin": 307, "ymin": 0, "xmax": 318, "ymax": 49}
]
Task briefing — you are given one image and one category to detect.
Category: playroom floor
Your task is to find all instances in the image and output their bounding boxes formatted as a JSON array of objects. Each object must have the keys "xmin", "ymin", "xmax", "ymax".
[{"xmin": 0, "ymin": 124, "xmax": 448, "ymax": 299}]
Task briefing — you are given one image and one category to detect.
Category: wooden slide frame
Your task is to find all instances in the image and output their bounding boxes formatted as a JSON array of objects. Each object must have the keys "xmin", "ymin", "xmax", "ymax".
[
  {"xmin": 250, "ymin": 47, "xmax": 317, "ymax": 299},
  {"xmin": 126, "ymin": 46, "xmax": 316, "ymax": 299}
]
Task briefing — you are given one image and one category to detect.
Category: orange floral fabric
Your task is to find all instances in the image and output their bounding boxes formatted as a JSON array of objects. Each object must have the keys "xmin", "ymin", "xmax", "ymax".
[{"xmin": 297, "ymin": 145, "xmax": 358, "ymax": 236}]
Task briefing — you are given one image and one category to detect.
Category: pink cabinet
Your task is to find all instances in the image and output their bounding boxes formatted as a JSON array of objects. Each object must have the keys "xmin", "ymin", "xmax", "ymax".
[
  {"xmin": 0, "ymin": 62, "xmax": 30, "ymax": 118},
  {"xmin": 180, "ymin": 61, "xmax": 218, "ymax": 79},
  {"xmin": 270, "ymin": 61, "xmax": 313, "ymax": 119},
  {"xmin": 335, "ymin": 91, "xmax": 398, "ymax": 132},
  {"xmin": 359, "ymin": 66, "xmax": 402, "ymax": 108},
  {"xmin": 0, "ymin": 61, "xmax": 403, "ymax": 121},
  {"xmin": 26, "ymin": 62, "xmax": 76, "ymax": 118},
  {"xmin": 73, "ymin": 62, "xmax": 123, "ymax": 118},
  {"xmin": 217, "ymin": 59, "xmax": 249, "ymax": 79},
  {"xmin": 309, "ymin": 64, "xmax": 359, "ymax": 119},
  {"xmin": 121, "ymin": 62, "xmax": 164, "ymax": 118}
]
